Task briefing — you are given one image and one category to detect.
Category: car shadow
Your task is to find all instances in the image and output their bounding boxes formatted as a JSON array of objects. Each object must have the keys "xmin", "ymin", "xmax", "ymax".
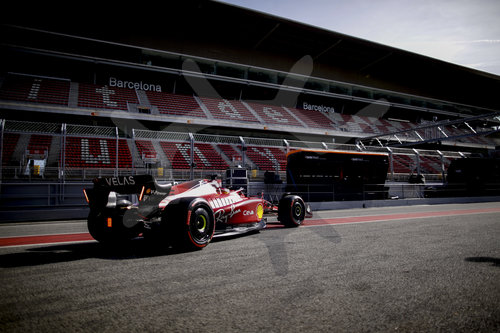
[
  {"xmin": 0, "ymin": 239, "xmax": 191, "ymax": 268},
  {"xmin": 1, "ymin": 224, "xmax": 342, "ymax": 272},
  {"xmin": 465, "ymin": 256, "xmax": 500, "ymax": 267}
]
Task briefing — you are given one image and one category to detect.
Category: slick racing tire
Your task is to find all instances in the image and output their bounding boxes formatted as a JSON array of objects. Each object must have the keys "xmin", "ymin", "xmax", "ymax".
[
  {"xmin": 162, "ymin": 197, "xmax": 215, "ymax": 251},
  {"xmin": 278, "ymin": 195, "xmax": 306, "ymax": 228}
]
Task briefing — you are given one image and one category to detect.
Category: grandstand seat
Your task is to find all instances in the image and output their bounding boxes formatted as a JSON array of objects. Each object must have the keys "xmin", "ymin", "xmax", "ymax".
[
  {"xmin": 390, "ymin": 120, "xmax": 416, "ymax": 131},
  {"xmin": 246, "ymin": 146, "xmax": 286, "ymax": 171},
  {"xmin": 442, "ymin": 125, "xmax": 491, "ymax": 145},
  {"xmin": 160, "ymin": 142, "xmax": 190, "ymax": 169},
  {"xmin": 392, "ymin": 154, "xmax": 414, "ymax": 174},
  {"xmin": 145, "ymin": 91, "xmax": 207, "ymax": 118},
  {"xmin": 285, "ymin": 107, "xmax": 336, "ymax": 130},
  {"xmin": 419, "ymin": 155, "xmax": 442, "ymax": 174},
  {"xmin": 443, "ymin": 156, "xmax": 457, "ymax": 172},
  {"xmin": 200, "ymin": 98, "xmax": 260, "ymax": 123},
  {"xmin": 64, "ymin": 137, "xmax": 132, "ymax": 168},
  {"xmin": 27, "ymin": 134, "xmax": 52, "ymax": 156},
  {"xmin": 245, "ymin": 102, "xmax": 305, "ymax": 128},
  {"xmin": 195, "ymin": 143, "xmax": 228, "ymax": 170},
  {"xmin": 352, "ymin": 115, "xmax": 376, "ymax": 133},
  {"xmin": 77, "ymin": 83, "xmax": 139, "ymax": 110},
  {"xmin": 159, "ymin": 142, "xmax": 228, "ymax": 170},
  {"xmin": 217, "ymin": 144, "xmax": 243, "ymax": 164},
  {"xmin": 356, "ymin": 115, "xmax": 385, "ymax": 134},
  {"xmin": 0, "ymin": 75, "xmax": 70, "ymax": 106},
  {"xmin": 1, "ymin": 133, "xmax": 20, "ymax": 166},
  {"xmin": 376, "ymin": 118, "xmax": 399, "ymax": 133},
  {"xmin": 135, "ymin": 140, "xmax": 157, "ymax": 160},
  {"xmin": 337, "ymin": 114, "xmax": 389, "ymax": 134}
]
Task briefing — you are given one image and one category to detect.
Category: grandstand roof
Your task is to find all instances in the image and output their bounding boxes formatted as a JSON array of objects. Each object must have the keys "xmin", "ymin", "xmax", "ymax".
[{"xmin": 4, "ymin": 0, "xmax": 500, "ymax": 111}]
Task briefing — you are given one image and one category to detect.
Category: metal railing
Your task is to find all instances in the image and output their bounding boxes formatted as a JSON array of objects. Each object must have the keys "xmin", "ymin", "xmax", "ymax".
[{"xmin": 0, "ymin": 119, "xmax": 472, "ymax": 183}]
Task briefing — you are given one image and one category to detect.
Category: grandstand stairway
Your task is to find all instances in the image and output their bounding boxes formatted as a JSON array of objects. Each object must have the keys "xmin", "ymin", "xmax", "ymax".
[
  {"xmin": 46, "ymin": 136, "xmax": 60, "ymax": 168},
  {"xmin": 212, "ymin": 144, "xmax": 233, "ymax": 168},
  {"xmin": 152, "ymin": 141, "xmax": 170, "ymax": 168},
  {"xmin": 129, "ymin": 140, "xmax": 144, "ymax": 168},
  {"xmin": 240, "ymin": 101, "xmax": 265, "ymax": 124},
  {"xmin": 10, "ymin": 134, "xmax": 31, "ymax": 166},
  {"xmin": 1, "ymin": 133, "xmax": 22, "ymax": 167},
  {"xmin": 193, "ymin": 96, "xmax": 214, "ymax": 119},
  {"xmin": 68, "ymin": 82, "xmax": 79, "ymax": 108}
]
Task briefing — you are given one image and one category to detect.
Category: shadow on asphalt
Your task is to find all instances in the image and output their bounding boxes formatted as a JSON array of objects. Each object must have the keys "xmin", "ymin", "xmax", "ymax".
[
  {"xmin": 1, "ymin": 224, "xmax": 343, "ymax": 275},
  {"xmin": 465, "ymin": 256, "xmax": 500, "ymax": 267},
  {"xmin": 0, "ymin": 239, "xmax": 193, "ymax": 268},
  {"xmin": 0, "ymin": 228, "xmax": 297, "ymax": 268}
]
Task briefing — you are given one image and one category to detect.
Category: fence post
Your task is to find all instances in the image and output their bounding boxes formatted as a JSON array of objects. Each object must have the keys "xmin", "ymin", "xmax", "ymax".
[
  {"xmin": 131, "ymin": 128, "xmax": 136, "ymax": 171},
  {"xmin": 386, "ymin": 147, "xmax": 394, "ymax": 181},
  {"xmin": 437, "ymin": 150, "xmax": 445, "ymax": 182},
  {"xmin": 239, "ymin": 136, "xmax": 246, "ymax": 167},
  {"xmin": 0, "ymin": 119, "xmax": 4, "ymax": 185},
  {"xmin": 413, "ymin": 148, "xmax": 420, "ymax": 175},
  {"xmin": 115, "ymin": 127, "xmax": 119, "ymax": 177},
  {"xmin": 60, "ymin": 123, "xmax": 67, "ymax": 182},
  {"xmin": 189, "ymin": 133, "xmax": 194, "ymax": 180}
]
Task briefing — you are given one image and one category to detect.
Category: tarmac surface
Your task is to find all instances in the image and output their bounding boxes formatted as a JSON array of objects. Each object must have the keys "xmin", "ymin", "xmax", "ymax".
[{"xmin": 1, "ymin": 202, "xmax": 499, "ymax": 332}]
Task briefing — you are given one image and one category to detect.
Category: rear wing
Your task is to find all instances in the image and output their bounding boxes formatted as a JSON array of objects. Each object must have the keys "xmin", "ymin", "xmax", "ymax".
[
  {"xmin": 84, "ymin": 175, "xmax": 171, "ymax": 208},
  {"xmin": 92, "ymin": 175, "xmax": 157, "ymax": 194}
]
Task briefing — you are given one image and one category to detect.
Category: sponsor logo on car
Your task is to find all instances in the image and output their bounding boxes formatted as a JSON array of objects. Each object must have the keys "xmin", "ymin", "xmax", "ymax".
[
  {"xmin": 214, "ymin": 204, "xmax": 241, "ymax": 223},
  {"xmin": 104, "ymin": 176, "xmax": 136, "ymax": 186}
]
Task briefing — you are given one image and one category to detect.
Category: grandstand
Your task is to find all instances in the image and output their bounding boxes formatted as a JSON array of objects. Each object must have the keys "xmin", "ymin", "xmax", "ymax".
[{"xmin": 1, "ymin": 1, "xmax": 499, "ymax": 219}]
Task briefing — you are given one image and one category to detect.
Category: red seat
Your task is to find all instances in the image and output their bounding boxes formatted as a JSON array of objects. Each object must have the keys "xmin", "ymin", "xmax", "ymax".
[
  {"xmin": 27, "ymin": 134, "xmax": 52, "ymax": 156},
  {"xmin": 218, "ymin": 144, "xmax": 243, "ymax": 163},
  {"xmin": 246, "ymin": 146, "xmax": 286, "ymax": 171},
  {"xmin": 1, "ymin": 133, "xmax": 20, "ymax": 166},
  {"xmin": 419, "ymin": 155, "xmax": 442, "ymax": 174},
  {"xmin": 286, "ymin": 107, "xmax": 336, "ymax": 130},
  {"xmin": 392, "ymin": 154, "xmax": 414, "ymax": 174},
  {"xmin": 135, "ymin": 140, "xmax": 157, "ymax": 159},
  {"xmin": 0, "ymin": 75, "xmax": 70, "ymax": 106},
  {"xmin": 145, "ymin": 92, "xmax": 206, "ymax": 118},
  {"xmin": 77, "ymin": 83, "xmax": 138, "ymax": 110},
  {"xmin": 160, "ymin": 142, "xmax": 228, "ymax": 170},
  {"xmin": 200, "ymin": 98, "xmax": 259, "ymax": 123},
  {"xmin": 64, "ymin": 137, "xmax": 132, "ymax": 168},
  {"xmin": 246, "ymin": 102, "xmax": 304, "ymax": 128}
]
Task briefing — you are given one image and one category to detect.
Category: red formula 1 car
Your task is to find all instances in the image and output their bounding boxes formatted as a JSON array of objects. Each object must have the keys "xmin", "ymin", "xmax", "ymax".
[{"xmin": 83, "ymin": 175, "xmax": 311, "ymax": 250}]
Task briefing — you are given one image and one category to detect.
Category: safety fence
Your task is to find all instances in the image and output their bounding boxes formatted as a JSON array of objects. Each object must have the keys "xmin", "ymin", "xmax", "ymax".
[{"xmin": 1, "ymin": 119, "xmax": 469, "ymax": 183}]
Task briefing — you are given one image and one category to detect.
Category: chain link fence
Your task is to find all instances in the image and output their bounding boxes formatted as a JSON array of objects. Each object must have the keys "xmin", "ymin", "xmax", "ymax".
[{"xmin": 1, "ymin": 119, "xmax": 471, "ymax": 183}]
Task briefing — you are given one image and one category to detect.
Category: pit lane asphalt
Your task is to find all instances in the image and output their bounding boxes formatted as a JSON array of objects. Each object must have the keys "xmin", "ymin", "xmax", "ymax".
[{"xmin": 1, "ymin": 202, "xmax": 499, "ymax": 332}]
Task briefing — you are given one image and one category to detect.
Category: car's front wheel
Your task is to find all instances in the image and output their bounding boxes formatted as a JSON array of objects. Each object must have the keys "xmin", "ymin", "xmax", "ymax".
[{"xmin": 278, "ymin": 195, "xmax": 306, "ymax": 227}]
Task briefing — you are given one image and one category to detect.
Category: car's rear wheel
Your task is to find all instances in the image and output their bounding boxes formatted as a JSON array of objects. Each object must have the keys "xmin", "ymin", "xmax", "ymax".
[
  {"xmin": 188, "ymin": 206, "xmax": 213, "ymax": 246},
  {"xmin": 278, "ymin": 195, "xmax": 306, "ymax": 227},
  {"xmin": 87, "ymin": 209, "xmax": 141, "ymax": 244},
  {"xmin": 163, "ymin": 198, "xmax": 215, "ymax": 250}
]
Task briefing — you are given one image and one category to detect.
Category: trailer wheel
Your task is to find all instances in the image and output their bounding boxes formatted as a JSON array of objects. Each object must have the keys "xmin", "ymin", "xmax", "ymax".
[{"xmin": 278, "ymin": 195, "xmax": 306, "ymax": 227}]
